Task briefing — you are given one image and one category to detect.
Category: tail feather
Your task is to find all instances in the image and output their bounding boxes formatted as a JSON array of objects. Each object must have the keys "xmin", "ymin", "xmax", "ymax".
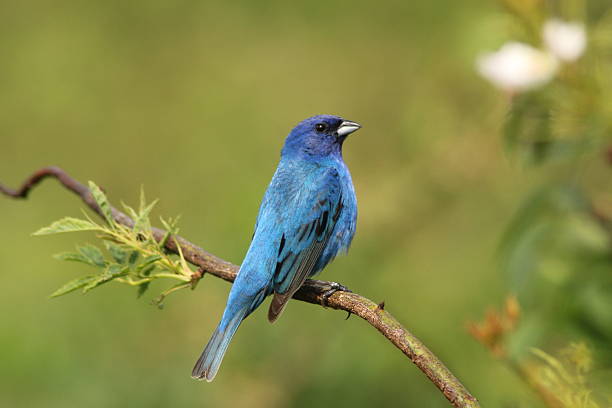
[{"xmin": 191, "ymin": 309, "xmax": 247, "ymax": 382}]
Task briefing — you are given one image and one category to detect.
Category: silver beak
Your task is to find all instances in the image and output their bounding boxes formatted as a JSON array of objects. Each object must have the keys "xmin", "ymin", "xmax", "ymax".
[{"xmin": 336, "ymin": 120, "xmax": 362, "ymax": 137}]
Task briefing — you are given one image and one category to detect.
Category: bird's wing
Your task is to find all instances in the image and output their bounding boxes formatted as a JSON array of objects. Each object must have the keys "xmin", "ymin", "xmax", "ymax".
[{"xmin": 267, "ymin": 168, "xmax": 343, "ymax": 322}]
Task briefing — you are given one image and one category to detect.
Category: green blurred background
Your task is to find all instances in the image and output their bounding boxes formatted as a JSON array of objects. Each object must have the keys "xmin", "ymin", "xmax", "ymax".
[{"xmin": 1, "ymin": 1, "xmax": 608, "ymax": 407}]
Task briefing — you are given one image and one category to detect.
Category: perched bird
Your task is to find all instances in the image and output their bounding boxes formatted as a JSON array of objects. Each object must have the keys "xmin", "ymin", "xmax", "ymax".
[{"xmin": 192, "ymin": 114, "xmax": 361, "ymax": 381}]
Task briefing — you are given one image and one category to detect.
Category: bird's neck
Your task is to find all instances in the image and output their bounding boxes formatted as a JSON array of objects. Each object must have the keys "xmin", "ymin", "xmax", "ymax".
[
  {"xmin": 281, "ymin": 139, "xmax": 344, "ymax": 161},
  {"xmin": 280, "ymin": 149, "xmax": 343, "ymax": 167}
]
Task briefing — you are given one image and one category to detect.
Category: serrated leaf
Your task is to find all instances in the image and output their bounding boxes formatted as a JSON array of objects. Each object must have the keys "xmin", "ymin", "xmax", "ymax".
[
  {"xmin": 33, "ymin": 217, "xmax": 99, "ymax": 235},
  {"xmin": 104, "ymin": 241, "xmax": 127, "ymax": 264},
  {"xmin": 78, "ymin": 244, "xmax": 107, "ymax": 268},
  {"xmin": 54, "ymin": 251, "xmax": 100, "ymax": 267},
  {"xmin": 159, "ymin": 216, "xmax": 180, "ymax": 247},
  {"xmin": 132, "ymin": 188, "xmax": 157, "ymax": 234},
  {"xmin": 82, "ymin": 276, "xmax": 104, "ymax": 293},
  {"xmin": 50, "ymin": 275, "xmax": 98, "ymax": 298},
  {"xmin": 139, "ymin": 186, "xmax": 147, "ymax": 214},
  {"xmin": 133, "ymin": 199, "xmax": 158, "ymax": 234},
  {"xmin": 122, "ymin": 202, "xmax": 139, "ymax": 222},
  {"xmin": 82, "ymin": 264, "xmax": 126, "ymax": 293},
  {"xmin": 160, "ymin": 216, "xmax": 180, "ymax": 234},
  {"xmin": 88, "ymin": 181, "xmax": 114, "ymax": 226},
  {"xmin": 54, "ymin": 252, "xmax": 90, "ymax": 263}
]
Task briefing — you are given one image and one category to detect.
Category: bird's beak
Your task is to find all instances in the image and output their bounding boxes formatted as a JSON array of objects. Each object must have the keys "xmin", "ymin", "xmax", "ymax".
[{"xmin": 336, "ymin": 120, "xmax": 362, "ymax": 137}]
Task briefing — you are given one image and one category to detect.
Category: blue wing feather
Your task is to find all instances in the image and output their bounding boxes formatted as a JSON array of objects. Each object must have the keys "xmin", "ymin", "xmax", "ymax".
[{"xmin": 267, "ymin": 167, "xmax": 343, "ymax": 321}]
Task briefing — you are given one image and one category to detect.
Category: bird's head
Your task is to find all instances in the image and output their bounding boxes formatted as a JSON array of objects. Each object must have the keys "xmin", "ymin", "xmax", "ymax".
[{"xmin": 281, "ymin": 115, "xmax": 361, "ymax": 159}]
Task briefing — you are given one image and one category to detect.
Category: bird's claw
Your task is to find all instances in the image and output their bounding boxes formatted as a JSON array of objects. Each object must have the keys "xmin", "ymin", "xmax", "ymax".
[{"xmin": 320, "ymin": 281, "xmax": 351, "ymax": 307}]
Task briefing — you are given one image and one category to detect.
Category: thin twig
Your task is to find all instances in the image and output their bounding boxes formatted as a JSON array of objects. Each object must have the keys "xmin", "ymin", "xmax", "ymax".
[{"xmin": 1, "ymin": 167, "xmax": 480, "ymax": 408}]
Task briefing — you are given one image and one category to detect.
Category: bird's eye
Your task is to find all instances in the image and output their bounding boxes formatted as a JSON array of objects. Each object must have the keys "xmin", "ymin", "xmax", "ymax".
[{"xmin": 315, "ymin": 123, "xmax": 327, "ymax": 132}]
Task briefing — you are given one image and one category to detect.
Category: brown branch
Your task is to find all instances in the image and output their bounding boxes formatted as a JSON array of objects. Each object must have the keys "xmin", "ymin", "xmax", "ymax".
[{"xmin": 1, "ymin": 166, "xmax": 480, "ymax": 408}]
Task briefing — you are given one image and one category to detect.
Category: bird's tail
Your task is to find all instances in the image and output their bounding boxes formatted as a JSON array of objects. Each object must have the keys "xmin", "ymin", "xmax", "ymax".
[{"xmin": 191, "ymin": 307, "xmax": 248, "ymax": 382}]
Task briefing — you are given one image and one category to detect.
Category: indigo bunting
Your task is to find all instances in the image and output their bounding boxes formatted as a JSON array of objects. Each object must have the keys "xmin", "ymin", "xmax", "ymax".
[{"xmin": 192, "ymin": 115, "xmax": 361, "ymax": 381}]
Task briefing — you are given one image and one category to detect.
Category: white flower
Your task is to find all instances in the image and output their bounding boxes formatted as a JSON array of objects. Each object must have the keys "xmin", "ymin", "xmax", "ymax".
[
  {"xmin": 543, "ymin": 19, "xmax": 587, "ymax": 62},
  {"xmin": 477, "ymin": 42, "xmax": 559, "ymax": 92}
]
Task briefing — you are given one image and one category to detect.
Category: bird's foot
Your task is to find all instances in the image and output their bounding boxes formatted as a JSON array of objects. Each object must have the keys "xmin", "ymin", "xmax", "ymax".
[{"xmin": 320, "ymin": 281, "xmax": 351, "ymax": 307}]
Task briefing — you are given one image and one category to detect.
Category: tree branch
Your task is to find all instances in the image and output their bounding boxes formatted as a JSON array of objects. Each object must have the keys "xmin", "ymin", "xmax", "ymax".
[{"xmin": 1, "ymin": 166, "xmax": 479, "ymax": 408}]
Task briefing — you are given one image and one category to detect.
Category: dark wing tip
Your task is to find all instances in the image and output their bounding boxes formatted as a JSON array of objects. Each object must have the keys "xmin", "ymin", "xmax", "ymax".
[{"xmin": 268, "ymin": 292, "xmax": 291, "ymax": 323}]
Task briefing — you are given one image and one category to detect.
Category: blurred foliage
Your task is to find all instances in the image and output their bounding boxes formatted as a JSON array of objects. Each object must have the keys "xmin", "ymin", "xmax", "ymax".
[
  {"xmin": 473, "ymin": 0, "xmax": 612, "ymax": 406},
  {"xmin": 527, "ymin": 343, "xmax": 603, "ymax": 408},
  {"xmin": 495, "ymin": 0, "xmax": 612, "ymax": 347},
  {"xmin": 469, "ymin": 298, "xmax": 611, "ymax": 407},
  {"xmin": 1, "ymin": 0, "xmax": 612, "ymax": 407}
]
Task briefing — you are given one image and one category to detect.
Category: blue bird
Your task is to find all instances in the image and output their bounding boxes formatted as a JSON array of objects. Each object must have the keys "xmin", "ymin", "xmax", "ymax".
[{"xmin": 192, "ymin": 114, "xmax": 360, "ymax": 381}]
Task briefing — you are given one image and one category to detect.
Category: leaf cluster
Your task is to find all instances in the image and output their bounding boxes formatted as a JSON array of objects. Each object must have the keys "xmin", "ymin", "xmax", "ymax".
[
  {"xmin": 474, "ymin": 2, "xmax": 612, "ymax": 405},
  {"xmin": 34, "ymin": 182, "xmax": 197, "ymax": 307},
  {"xmin": 494, "ymin": 0, "xmax": 612, "ymax": 363}
]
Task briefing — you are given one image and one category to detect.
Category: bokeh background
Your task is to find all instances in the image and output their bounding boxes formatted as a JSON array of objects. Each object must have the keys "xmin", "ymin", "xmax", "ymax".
[{"xmin": 1, "ymin": 1, "xmax": 611, "ymax": 407}]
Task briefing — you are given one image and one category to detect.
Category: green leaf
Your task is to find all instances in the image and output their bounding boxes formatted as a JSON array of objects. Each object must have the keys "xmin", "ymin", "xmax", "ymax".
[
  {"xmin": 160, "ymin": 216, "xmax": 180, "ymax": 234},
  {"xmin": 128, "ymin": 251, "xmax": 140, "ymax": 266},
  {"xmin": 135, "ymin": 199, "xmax": 157, "ymax": 233},
  {"xmin": 136, "ymin": 282, "xmax": 150, "ymax": 298},
  {"xmin": 50, "ymin": 275, "xmax": 98, "ymax": 298},
  {"xmin": 54, "ymin": 251, "xmax": 103, "ymax": 268},
  {"xmin": 133, "ymin": 188, "xmax": 158, "ymax": 234},
  {"xmin": 54, "ymin": 252, "xmax": 93, "ymax": 264},
  {"xmin": 88, "ymin": 181, "xmax": 114, "ymax": 226},
  {"xmin": 82, "ymin": 264, "xmax": 125, "ymax": 293},
  {"xmin": 139, "ymin": 263, "xmax": 156, "ymax": 277},
  {"xmin": 137, "ymin": 255, "xmax": 162, "ymax": 271},
  {"xmin": 81, "ymin": 276, "xmax": 105, "ymax": 293},
  {"xmin": 122, "ymin": 202, "xmax": 139, "ymax": 222},
  {"xmin": 78, "ymin": 244, "xmax": 107, "ymax": 268},
  {"xmin": 104, "ymin": 241, "xmax": 127, "ymax": 264},
  {"xmin": 33, "ymin": 217, "xmax": 99, "ymax": 235},
  {"xmin": 159, "ymin": 216, "xmax": 180, "ymax": 247}
]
